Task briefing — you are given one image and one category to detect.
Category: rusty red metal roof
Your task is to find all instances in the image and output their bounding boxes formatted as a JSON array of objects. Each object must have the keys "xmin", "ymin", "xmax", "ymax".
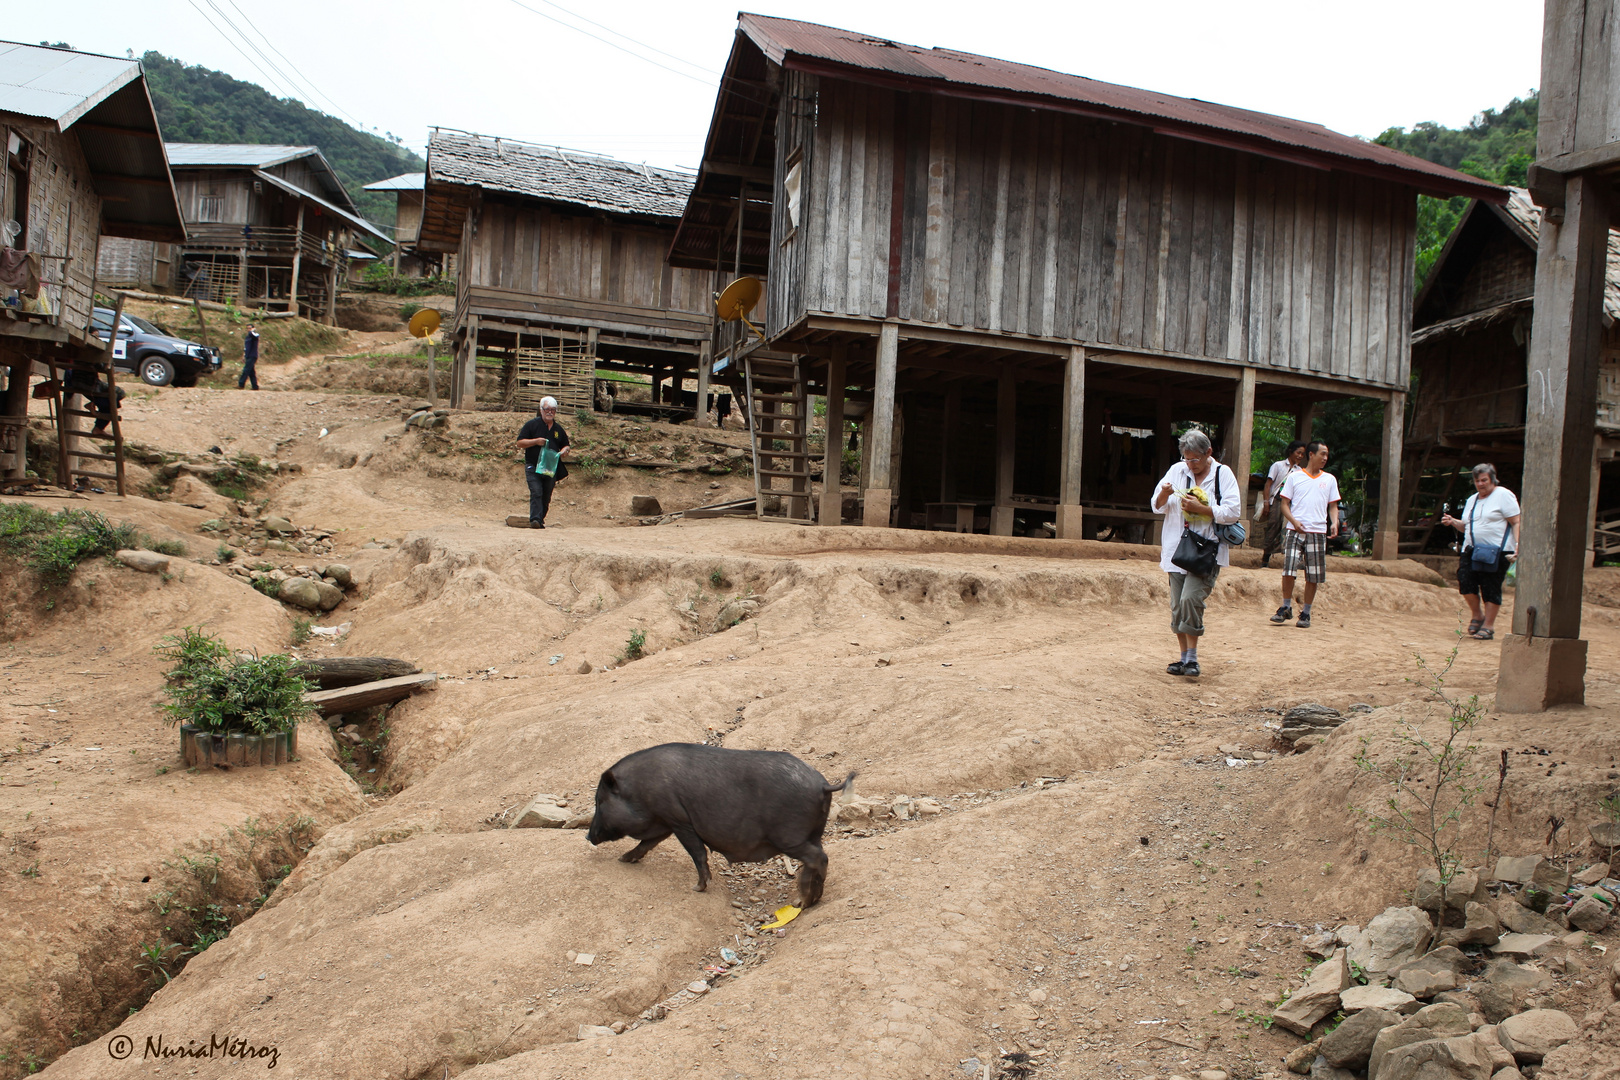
[{"xmin": 737, "ymin": 13, "xmax": 1505, "ymax": 203}]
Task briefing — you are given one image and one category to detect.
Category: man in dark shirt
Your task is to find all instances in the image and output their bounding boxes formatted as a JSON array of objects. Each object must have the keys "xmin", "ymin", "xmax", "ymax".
[
  {"xmin": 239, "ymin": 324, "xmax": 260, "ymax": 390},
  {"xmin": 515, "ymin": 396, "xmax": 571, "ymax": 528}
]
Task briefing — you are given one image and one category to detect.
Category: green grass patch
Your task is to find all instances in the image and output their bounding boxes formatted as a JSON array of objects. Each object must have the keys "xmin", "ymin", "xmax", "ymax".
[{"xmin": 0, "ymin": 505, "xmax": 138, "ymax": 585}]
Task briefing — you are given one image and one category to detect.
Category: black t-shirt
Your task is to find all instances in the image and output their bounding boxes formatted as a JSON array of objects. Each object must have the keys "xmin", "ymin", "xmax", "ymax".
[{"xmin": 518, "ymin": 417, "xmax": 570, "ymax": 475}]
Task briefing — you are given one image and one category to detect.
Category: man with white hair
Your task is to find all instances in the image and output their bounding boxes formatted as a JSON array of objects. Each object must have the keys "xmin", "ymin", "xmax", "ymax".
[{"xmin": 515, "ymin": 396, "xmax": 571, "ymax": 528}]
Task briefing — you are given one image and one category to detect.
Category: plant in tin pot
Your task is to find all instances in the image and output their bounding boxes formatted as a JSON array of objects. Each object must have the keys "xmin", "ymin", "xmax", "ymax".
[{"xmin": 157, "ymin": 628, "xmax": 314, "ymax": 767}]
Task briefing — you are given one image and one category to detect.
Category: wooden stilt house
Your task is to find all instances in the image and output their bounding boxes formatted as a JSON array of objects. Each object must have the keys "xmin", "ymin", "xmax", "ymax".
[
  {"xmin": 1, "ymin": 42, "xmax": 185, "ymax": 491},
  {"xmin": 1406, "ymin": 188, "xmax": 1620, "ymax": 561},
  {"xmin": 416, "ymin": 130, "xmax": 718, "ymax": 414},
  {"xmin": 668, "ymin": 15, "xmax": 1503, "ymax": 547}
]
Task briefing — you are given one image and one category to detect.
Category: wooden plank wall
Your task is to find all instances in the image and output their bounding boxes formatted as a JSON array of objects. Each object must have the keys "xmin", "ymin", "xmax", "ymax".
[
  {"xmin": 467, "ymin": 200, "xmax": 712, "ymax": 315},
  {"xmin": 779, "ymin": 78, "xmax": 1418, "ymax": 388},
  {"xmin": 173, "ymin": 173, "xmax": 253, "ymax": 224},
  {"xmin": 8, "ymin": 124, "xmax": 103, "ymax": 340}
]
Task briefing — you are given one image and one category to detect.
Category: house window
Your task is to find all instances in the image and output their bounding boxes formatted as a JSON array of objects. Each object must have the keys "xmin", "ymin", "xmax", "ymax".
[
  {"xmin": 783, "ymin": 152, "xmax": 803, "ymax": 230},
  {"xmin": 198, "ymin": 195, "xmax": 223, "ymax": 223}
]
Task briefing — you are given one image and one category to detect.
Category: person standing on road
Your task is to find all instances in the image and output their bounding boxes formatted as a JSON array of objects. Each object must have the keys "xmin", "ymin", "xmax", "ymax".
[
  {"xmin": 1258, "ymin": 441, "xmax": 1307, "ymax": 568},
  {"xmin": 1439, "ymin": 463, "xmax": 1521, "ymax": 641},
  {"xmin": 515, "ymin": 396, "xmax": 571, "ymax": 528},
  {"xmin": 239, "ymin": 324, "xmax": 260, "ymax": 390},
  {"xmin": 1270, "ymin": 441, "xmax": 1340, "ymax": 629},
  {"xmin": 1152, "ymin": 429, "xmax": 1243, "ymax": 678}
]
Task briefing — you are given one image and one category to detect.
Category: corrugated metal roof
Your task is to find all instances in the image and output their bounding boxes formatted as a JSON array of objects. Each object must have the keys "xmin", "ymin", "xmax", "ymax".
[
  {"xmin": 166, "ymin": 143, "xmax": 318, "ymax": 168},
  {"xmin": 1492, "ymin": 187, "xmax": 1620, "ymax": 319},
  {"xmin": 427, "ymin": 130, "xmax": 694, "ymax": 219},
  {"xmin": 0, "ymin": 41, "xmax": 183, "ymax": 242},
  {"xmin": 0, "ymin": 41, "xmax": 141, "ymax": 129},
  {"xmin": 737, "ymin": 13, "xmax": 1504, "ymax": 203},
  {"xmin": 364, "ymin": 172, "xmax": 425, "ymax": 191}
]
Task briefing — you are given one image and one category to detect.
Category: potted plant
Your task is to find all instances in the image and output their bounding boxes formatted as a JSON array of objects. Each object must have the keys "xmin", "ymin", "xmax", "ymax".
[{"xmin": 156, "ymin": 628, "xmax": 313, "ymax": 767}]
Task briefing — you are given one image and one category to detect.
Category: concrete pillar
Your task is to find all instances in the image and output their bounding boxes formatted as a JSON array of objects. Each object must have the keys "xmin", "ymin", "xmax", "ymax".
[
  {"xmin": 1227, "ymin": 366, "xmax": 1256, "ymax": 540},
  {"xmin": 819, "ymin": 345, "xmax": 847, "ymax": 527},
  {"xmin": 1056, "ymin": 345, "xmax": 1086, "ymax": 539},
  {"xmin": 862, "ymin": 322, "xmax": 898, "ymax": 527},
  {"xmin": 695, "ymin": 340, "xmax": 712, "ymax": 428},
  {"xmin": 1373, "ymin": 389, "xmax": 1406, "ymax": 560},
  {"xmin": 991, "ymin": 366, "xmax": 1017, "ymax": 536},
  {"xmin": 1497, "ymin": 173, "xmax": 1608, "ymax": 712}
]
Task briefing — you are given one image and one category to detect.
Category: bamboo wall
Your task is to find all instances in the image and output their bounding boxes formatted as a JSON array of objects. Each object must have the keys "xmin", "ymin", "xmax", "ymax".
[
  {"xmin": 0, "ymin": 118, "xmax": 102, "ymax": 342},
  {"xmin": 771, "ymin": 74, "xmax": 1418, "ymax": 389}
]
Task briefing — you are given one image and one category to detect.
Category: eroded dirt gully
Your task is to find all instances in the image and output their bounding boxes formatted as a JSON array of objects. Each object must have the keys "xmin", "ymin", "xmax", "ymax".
[{"xmin": 6, "ymin": 385, "xmax": 1620, "ymax": 1080}]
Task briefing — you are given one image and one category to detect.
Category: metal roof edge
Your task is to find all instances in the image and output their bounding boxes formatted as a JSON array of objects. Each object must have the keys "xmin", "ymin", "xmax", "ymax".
[
  {"xmin": 252, "ymin": 169, "xmax": 389, "ymax": 242},
  {"xmin": 55, "ymin": 62, "xmax": 143, "ymax": 132}
]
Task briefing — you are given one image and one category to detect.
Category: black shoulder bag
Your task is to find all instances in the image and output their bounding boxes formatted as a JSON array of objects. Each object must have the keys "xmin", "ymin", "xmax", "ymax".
[{"xmin": 1170, "ymin": 464, "xmax": 1221, "ymax": 578}]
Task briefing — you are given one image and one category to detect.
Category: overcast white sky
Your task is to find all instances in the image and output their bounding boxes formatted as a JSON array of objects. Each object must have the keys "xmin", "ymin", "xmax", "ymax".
[{"xmin": 50, "ymin": 0, "xmax": 1541, "ymax": 173}]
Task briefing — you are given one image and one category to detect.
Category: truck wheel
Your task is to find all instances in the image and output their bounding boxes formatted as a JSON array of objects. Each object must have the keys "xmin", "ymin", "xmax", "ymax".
[{"xmin": 139, "ymin": 356, "xmax": 176, "ymax": 387}]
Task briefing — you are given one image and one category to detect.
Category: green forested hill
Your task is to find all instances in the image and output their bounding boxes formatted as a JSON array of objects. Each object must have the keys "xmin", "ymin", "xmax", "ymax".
[
  {"xmin": 141, "ymin": 52, "xmax": 423, "ymax": 228},
  {"xmin": 1374, "ymin": 93, "xmax": 1539, "ymax": 288}
]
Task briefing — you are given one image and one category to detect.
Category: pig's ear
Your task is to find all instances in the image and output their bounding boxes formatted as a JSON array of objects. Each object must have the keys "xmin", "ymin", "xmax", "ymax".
[{"xmin": 598, "ymin": 768, "xmax": 617, "ymax": 790}]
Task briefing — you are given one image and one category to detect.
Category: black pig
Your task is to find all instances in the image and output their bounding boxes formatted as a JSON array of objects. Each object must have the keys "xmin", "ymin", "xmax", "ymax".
[{"xmin": 587, "ymin": 743, "xmax": 855, "ymax": 907}]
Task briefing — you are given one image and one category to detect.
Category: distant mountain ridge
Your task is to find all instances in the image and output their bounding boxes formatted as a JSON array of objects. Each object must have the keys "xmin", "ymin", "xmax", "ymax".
[{"xmin": 140, "ymin": 51, "xmax": 424, "ymax": 230}]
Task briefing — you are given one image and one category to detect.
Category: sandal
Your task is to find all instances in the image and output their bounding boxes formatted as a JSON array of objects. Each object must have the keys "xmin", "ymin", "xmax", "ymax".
[
  {"xmin": 1467, "ymin": 619, "xmax": 1483, "ymax": 636},
  {"xmin": 1473, "ymin": 627, "xmax": 1495, "ymax": 640}
]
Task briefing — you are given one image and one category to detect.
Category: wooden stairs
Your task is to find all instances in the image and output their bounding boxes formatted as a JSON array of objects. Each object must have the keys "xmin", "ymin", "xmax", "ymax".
[{"xmin": 743, "ymin": 353, "xmax": 813, "ymax": 523}]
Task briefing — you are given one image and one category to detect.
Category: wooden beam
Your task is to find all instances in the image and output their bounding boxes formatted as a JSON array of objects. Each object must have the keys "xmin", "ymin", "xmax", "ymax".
[
  {"xmin": 992, "ymin": 367, "xmax": 1017, "ymax": 536},
  {"xmin": 863, "ymin": 323, "xmax": 898, "ymax": 527},
  {"xmin": 1056, "ymin": 346, "xmax": 1085, "ymax": 538},
  {"xmin": 820, "ymin": 343, "xmax": 847, "ymax": 527},
  {"xmin": 1373, "ymin": 390, "xmax": 1405, "ymax": 560},
  {"xmin": 1227, "ymin": 366, "xmax": 1257, "ymax": 538},
  {"xmin": 695, "ymin": 340, "xmax": 712, "ymax": 429},
  {"xmin": 305, "ymin": 672, "xmax": 438, "ymax": 716}
]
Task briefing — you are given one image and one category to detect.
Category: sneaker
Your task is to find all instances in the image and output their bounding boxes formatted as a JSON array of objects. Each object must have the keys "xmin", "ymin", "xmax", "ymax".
[
  {"xmin": 530, "ymin": 520, "xmax": 545, "ymax": 529},
  {"xmin": 1166, "ymin": 661, "xmax": 1187, "ymax": 675},
  {"xmin": 1297, "ymin": 612, "xmax": 1311, "ymax": 629},
  {"xmin": 1270, "ymin": 606, "xmax": 1293, "ymax": 624},
  {"xmin": 1181, "ymin": 661, "xmax": 1201, "ymax": 677}
]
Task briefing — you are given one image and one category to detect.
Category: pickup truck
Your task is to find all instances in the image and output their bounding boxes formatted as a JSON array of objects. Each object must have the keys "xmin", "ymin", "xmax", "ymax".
[{"xmin": 90, "ymin": 306, "xmax": 222, "ymax": 387}]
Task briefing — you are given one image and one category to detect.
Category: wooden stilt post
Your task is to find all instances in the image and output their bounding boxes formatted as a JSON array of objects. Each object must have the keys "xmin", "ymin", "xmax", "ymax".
[
  {"xmin": 820, "ymin": 344, "xmax": 847, "ymax": 527},
  {"xmin": 695, "ymin": 340, "xmax": 712, "ymax": 428},
  {"xmin": 991, "ymin": 366, "xmax": 1017, "ymax": 536},
  {"xmin": 237, "ymin": 246, "xmax": 249, "ymax": 306},
  {"xmin": 289, "ymin": 203, "xmax": 304, "ymax": 316},
  {"xmin": 940, "ymin": 383, "xmax": 960, "ymax": 502},
  {"xmin": 1296, "ymin": 403, "xmax": 1318, "ymax": 444},
  {"xmin": 2, "ymin": 354, "xmax": 30, "ymax": 480},
  {"xmin": 1498, "ymin": 172, "xmax": 1607, "ymax": 710},
  {"xmin": 862, "ymin": 323, "xmax": 898, "ymax": 527},
  {"xmin": 1156, "ymin": 392, "xmax": 1175, "ymax": 472},
  {"xmin": 1373, "ymin": 389, "xmax": 1405, "ymax": 559},
  {"xmin": 1056, "ymin": 346, "xmax": 1086, "ymax": 539},
  {"xmin": 1227, "ymin": 367, "xmax": 1257, "ymax": 542}
]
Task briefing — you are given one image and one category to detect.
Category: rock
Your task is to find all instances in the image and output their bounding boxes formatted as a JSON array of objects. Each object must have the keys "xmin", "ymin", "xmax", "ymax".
[
  {"xmin": 1392, "ymin": 965, "xmax": 1460, "ymax": 999},
  {"xmin": 577, "ymin": 659, "xmax": 593, "ymax": 675},
  {"xmin": 1375, "ymin": 1033, "xmax": 1495, "ymax": 1080},
  {"xmin": 1417, "ymin": 870, "xmax": 1490, "ymax": 916},
  {"xmin": 890, "ymin": 796, "xmax": 917, "ymax": 820},
  {"xmin": 1197, "ymin": 1071, "xmax": 1229, "ymax": 1080},
  {"xmin": 1279, "ymin": 703, "xmax": 1346, "ymax": 743},
  {"xmin": 277, "ymin": 577, "xmax": 324, "ymax": 611},
  {"xmin": 1495, "ymin": 898, "xmax": 1562, "ymax": 936},
  {"xmin": 576, "ymin": 1025, "xmax": 615, "ymax": 1040},
  {"xmin": 1285, "ymin": 1040, "xmax": 1322, "ymax": 1074},
  {"xmin": 115, "ymin": 549, "xmax": 170, "ymax": 574},
  {"xmin": 1302, "ymin": 930, "xmax": 1340, "ymax": 958},
  {"xmin": 1441, "ymin": 902, "xmax": 1502, "ymax": 948},
  {"xmin": 511, "ymin": 801, "xmax": 569, "ymax": 829},
  {"xmin": 1569, "ymin": 895, "xmax": 1612, "ymax": 932},
  {"xmin": 1574, "ymin": 862, "xmax": 1610, "ymax": 885},
  {"xmin": 1471, "ymin": 1028, "xmax": 1517, "ymax": 1074},
  {"xmin": 1346, "ymin": 906, "xmax": 1435, "ymax": 975},
  {"xmin": 1529, "ymin": 859, "xmax": 1572, "ymax": 894},
  {"xmin": 630, "ymin": 495, "xmax": 663, "ymax": 516},
  {"xmin": 1321, "ymin": 1007, "xmax": 1401, "ymax": 1069},
  {"xmin": 321, "ymin": 563, "xmax": 353, "ymax": 589},
  {"xmin": 1342, "ymin": 985, "xmax": 1417, "ymax": 1012},
  {"xmin": 1368, "ymin": 1003, "xmax": 1475, "ymax": 1079},
  {"xmin": 1483, "ymin": 959, "xmax": 1555, "ymax": 992},
  {"xmin": 1489, "ymin": 933, "xmax": 1555, "ymax": 959},
  {"xmin": 263, "ymin": 515, "xmax": 294, "ymax": 535},
  {"xmin": 714, "ymin": 598, "xmax": 761, "ymax": 630},
  {"xmin": 609, "ymin": 1021, "xmax": 626, "ymax": 1034},
  {"xmin": 1392, "ymin": 945, "xmax": 1474, "ymax": 978},
  {"xmin": 1475, "ymin": 985, "xmax": 1516, "ymax": 1025},
  {"xmin": 1495, "ymin": 1009, "xmax": 1578, "ymax": 1064},
  {"xmin": 1272, "ymin": 947, "xmax": 1351, "ymax": 1036},
  {"xmin": 312, "ymin": 579, "xmax": 344, "ymax": 611},
  {"xmin": 1493, "ymin": 855, "xmax": 1545, "ymax": 884},
  {"xmin": 1308, "ymin": 1061, "xmax": 1355, "ymax": 1080},
  {"xmin": 264, "ymin": 539, "xmax": 299, "ymax": 552},
  {"xmin": 1490, "ymin": 1068, "xmax": 1525, "ymax": 1080},
  {"xmin": 915, "ymin": 798, "xmax": 943, "ymax": 815},
  {"xmin": 1590, "ymin": 822, "xmax": 1620, "ymax": 848},
  {"xmin": 563, "ymin": 813, "xmax": 592, "ymax": 830},
  {"xmin": 1293, "ymin": 734, "xmax": 1327, "ymax": 752}
]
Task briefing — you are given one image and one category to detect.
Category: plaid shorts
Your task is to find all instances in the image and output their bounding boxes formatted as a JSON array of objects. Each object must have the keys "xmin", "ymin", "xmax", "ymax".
[{"xmin": 1282, "ymin": 530, "xmax": 1327, "ymax": 584}]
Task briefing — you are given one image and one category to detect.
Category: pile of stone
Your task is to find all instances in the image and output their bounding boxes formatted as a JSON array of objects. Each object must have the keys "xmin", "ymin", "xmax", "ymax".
[
  {"xmin": 236, "ymin": 562, "xmax": 354, "ymax": 612},
  {"xmin": 1275, "ymin": 854, "xmax": 1613, "ymax": 1078},
  {"xmin": 403, "ymin": 402, "xmax": 450, "ymax": 430},
  {"xmin": 205, "ymin": 510, "xmax": 335, "ymax": 559}
]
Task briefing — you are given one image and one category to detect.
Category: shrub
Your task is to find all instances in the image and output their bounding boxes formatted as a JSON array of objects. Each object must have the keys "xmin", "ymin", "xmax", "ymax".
[
  {"xmin": 574, "ymin": 454, "xmax": 609, "ymax": 484},
  {"xmin": 251, "ymin": 576, "xmax": 281, "ymax": 600},
  {"xmin": 146, "ymin": 538, "xmax": 188, "ymax": 557},
  {"xmin": 290, "ymin": 618, "xmax": 312, "ymax": 646},
  {"xmin": 620, "ymin": 628, "xmax": 647, "ymax": 663},
  {"xmin": 399, "ymin": 302, "xmax": 422, "ymax": 322},
  {"xmin": 158, "ymin": 637, "xmax": 314, "ymax": 736},
  {"xmin": 0, "ymin": 505, "xmax": 137, "ymax": 585},
  {"xmin": 216, "ymin": 543, "xmax": 236, "ymax": 563}
]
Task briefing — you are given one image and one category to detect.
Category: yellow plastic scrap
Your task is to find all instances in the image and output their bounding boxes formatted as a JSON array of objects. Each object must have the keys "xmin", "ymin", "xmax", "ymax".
[
  {"xmin": 759, "ymin": 905, "xmax": 801, "ymax": 930},
  {"xmin": 1173, "ymin": 486, "xmax": 1213, "ymax": 519}
]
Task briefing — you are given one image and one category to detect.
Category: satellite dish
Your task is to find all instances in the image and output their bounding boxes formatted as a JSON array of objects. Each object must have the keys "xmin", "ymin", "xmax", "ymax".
[
  {"xmin": 716, "ymin": 276, "xmax": 762, "ymax": 323},
  {"xmin": 408, "ymin": 308, "xmax": 441, "ymax": 338}
]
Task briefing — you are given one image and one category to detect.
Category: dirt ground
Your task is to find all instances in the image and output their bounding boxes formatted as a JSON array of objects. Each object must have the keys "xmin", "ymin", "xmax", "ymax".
[{"xmin": 7, "ymin": 359, "xmax": 1620, "ymax": 1080}]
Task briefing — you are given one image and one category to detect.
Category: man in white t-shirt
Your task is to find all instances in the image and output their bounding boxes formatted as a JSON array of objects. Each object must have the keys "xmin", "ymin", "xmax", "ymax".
[
  {"xmin": 1258, "ymin": 441, "xmax": 1306, "ymax": 568},
  {"xmin": 1269, "ymin": 441, "xmax": 1340, "ymax": 629}
]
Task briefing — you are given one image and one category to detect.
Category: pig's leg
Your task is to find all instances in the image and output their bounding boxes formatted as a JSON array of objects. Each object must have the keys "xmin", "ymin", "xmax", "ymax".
[
  {"xmin": 620, "ymin": 829, "xmax": 672, "ymax": 863},
  {"xmin": 779, "ymin": 840, "xmax": 830, "ymax": 907},
  {"xmin": 671, "ymin": 827, "xmax": 712, "ymax": 892}
]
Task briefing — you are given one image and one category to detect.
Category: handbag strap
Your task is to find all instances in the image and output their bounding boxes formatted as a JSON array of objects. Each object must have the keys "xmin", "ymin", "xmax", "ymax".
[{"xmin": 1466, "ymin": 494, "xmax": 1476, "ymax": 550}]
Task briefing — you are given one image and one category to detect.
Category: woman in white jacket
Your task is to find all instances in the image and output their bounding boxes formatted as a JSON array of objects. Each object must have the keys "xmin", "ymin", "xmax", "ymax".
[{"xmin": 1151, "ymin": 429, "xmax": 1245, "ymax": 677}]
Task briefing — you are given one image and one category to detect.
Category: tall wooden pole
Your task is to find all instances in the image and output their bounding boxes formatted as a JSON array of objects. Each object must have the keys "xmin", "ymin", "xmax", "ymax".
[
  {"xmin": 695, "ymin": 340, "xmax": 712, "ymax": 428},
  {"xmin": 862, "ymin": 322, "xmax": 898, "ymax": 527},
  {"xmin": 1373, "ymin": 389, "xmax": 1405, "ymax": 560},
  {"xmin": 991, "ymin": 367, "xmax": 1017, "ymax": 536},
  {"xmin": 1227, "ymin": 366, "xmax": 1256, "ymax": 542},
  {"xmin": 819, "ymin": 343, "xmax": 847, "ymax": 527},
  {"xmin": 1056, "ymin": 345, "xmax": 1086, "ymax": 539},
  {"xmin": 289, "ymin": 202, "xmax": 305, "ymax": 316}
]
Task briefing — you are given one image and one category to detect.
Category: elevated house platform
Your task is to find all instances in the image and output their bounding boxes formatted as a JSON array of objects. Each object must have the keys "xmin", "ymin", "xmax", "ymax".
[
  {"xmin": 669, "ymin": 14, "xmax": 1505, "ymax": 544},
  {"xmin": 417, "ymin": 130, "xmax": 721, "ymax": 414}
]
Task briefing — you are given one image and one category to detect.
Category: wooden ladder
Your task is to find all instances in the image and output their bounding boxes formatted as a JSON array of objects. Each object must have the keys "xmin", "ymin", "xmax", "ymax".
[
  {"xmin": 743, "ymin": 353, "xmax": 813, "ymax": 523},
  {"xmin": 52, "ymin": 359, "xmax": 127, "ymax": 496}
]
